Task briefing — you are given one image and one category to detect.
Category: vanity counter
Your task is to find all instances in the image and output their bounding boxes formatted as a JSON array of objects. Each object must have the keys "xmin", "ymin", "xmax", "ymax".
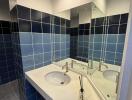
[{"xmin": 25, "ymin": 64, "xmax": 100, "ymax": 100}]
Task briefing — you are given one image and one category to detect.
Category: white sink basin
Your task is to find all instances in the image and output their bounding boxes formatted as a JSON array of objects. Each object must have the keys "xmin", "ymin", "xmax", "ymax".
[
  {"xmin": 45, "ymin": 71, "xmax": 71, "ymax": 86},
  {"xmin": 103, "ymin": 70, "xmax": 119, "ymax": 82}
]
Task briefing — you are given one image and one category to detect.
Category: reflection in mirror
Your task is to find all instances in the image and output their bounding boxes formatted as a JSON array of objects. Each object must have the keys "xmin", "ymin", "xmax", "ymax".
[
  {"xmin": 52, "ymin": 1, "xmax": 129, "ymax": 100},
  {"xmin": 90, "ymin": 2, "xmax": 129, "ymax": 100}
]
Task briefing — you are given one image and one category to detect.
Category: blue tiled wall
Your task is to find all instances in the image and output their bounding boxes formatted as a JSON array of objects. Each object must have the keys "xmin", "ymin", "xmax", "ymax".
[
  {"xmin": 10, "ymin": 5, "xmax": 70, "ymax": 100},
  {"xmin": 70, "ymin": 28, "xmax": 78, "ymax": 59},
  {"xmin": 0, "ymin": 21, "xmax": 16, "ymax": 85},
  {"xmin": 16, "ymin": 5, "xmax": 70, "ymax": 71},
  {"xmin": 70, "ymin": 24, "xmax": 90, "ymax": 62},
  {"xmin": 70, "ymin": 13, "xmax": 128, "ymax": 65},
  {"xmin": 52, "ymin": 17, "xmax": 70, "ymax": 61},
  {"xmin": 78, "ymin": 23, "xmax": 90, "ymax": 61},
  {"xmin": 91, "ymin": 14, "xmax": 128, "ymax": 65}
]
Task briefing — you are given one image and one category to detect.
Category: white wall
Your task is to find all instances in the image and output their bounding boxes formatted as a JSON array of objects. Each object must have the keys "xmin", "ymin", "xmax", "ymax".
[
  {"xmin": 106, "ymin": 0, "xmax": 130, "ymax": 16},
  {"xmin": 9, "ymin": 0, "xmax": 17, "ymax": 10},
  {"xmin": 52, "ymin": 0, "xmax": 92, "ymax": 13},
  {"xmin": 118, "ymin": 0, "xmax": 132, "ymax": 99},
  {"xmin": 17, "ymin": 0, "xmax": 53, "ymax": 14},
  {"xmin": 71, "ymin": 16, "xmax": 79, "ymax": 28},
  {"xmin": 0, "ymin": 0, "xmax": 10, "ymax": 21},
  {"xmin": 93, "ymin": 0, "xmax": 106, "ymax": 14},
  {"xmin": 92, "ymin": 5, "xmax": 105, "ymax": 19},
  {"xmin": 53, "ymin": 10, "xmax": 70, "ymax": 20},
  {"xmin": 79, "ymin": 4, "xmax": 92, "ymax": 24},
  {"xmin": 10, "ymin": 0, "xmax": 70, "ymax": 19}
]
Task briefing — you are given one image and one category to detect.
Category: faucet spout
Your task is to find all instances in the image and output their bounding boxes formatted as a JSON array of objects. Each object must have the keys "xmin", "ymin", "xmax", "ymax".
[
  {"xmin": 99, "ymin": 61, "xmax": 108, "ymax": 71},
  {"xmin": 79, "ymin": 75, "xmax": 84, "ymax": 100},
  {"xmin": 62, "ymin": 62, "xmax": 69, "ymax": 73}
]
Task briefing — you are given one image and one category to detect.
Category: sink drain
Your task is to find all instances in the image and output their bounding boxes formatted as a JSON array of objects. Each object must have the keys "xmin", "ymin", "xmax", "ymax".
[
  {"xmin": 107, "ymin": 94, "xmax": 110, "ymax": 98},
  {"xmin": 60, "ymin": 82, "xmax": 64, "ymax": 84}
]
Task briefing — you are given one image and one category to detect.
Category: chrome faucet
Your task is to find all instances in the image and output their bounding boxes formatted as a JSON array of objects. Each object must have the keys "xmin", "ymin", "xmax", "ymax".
[
  {"xmin": 62, "ymin": 62, "xmax": 68, "ymax": 73},
  {"xmin": 116, "ymin": 72, "xmax": 120, "ymax": 93},
  {"xmin": 79, "ymin": 75, "xmax": 84, "ymax": 100},
  {"xmin": 88, "ymin": 60, "xmax": 93, "ymax": 69},
  {"xmin": 71, "ymin": 60, "xmax": 76, "ymax": 68},
  {"xmin": 99, "ymin": 61, "xmax": 108, "ymax": 71}
]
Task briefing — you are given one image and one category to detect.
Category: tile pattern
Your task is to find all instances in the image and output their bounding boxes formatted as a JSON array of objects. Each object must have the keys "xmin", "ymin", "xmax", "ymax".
[
  {"xmin": 10, "ymin": 5, "xmax": 70, "ymax": 100},
  {"xmin": 77, "ymin": 23, "xmax": 90, "ymax": 61},
  {"xmin": 70, "ymin": 27, "xmax": 78, "ymax": 59},
  {"xmin": 90, "ymin": 14, "xmax": 128, "ymax": 65},
  {"xmin": 70, "ymin": 23, "xmax": 90, "ymax": 62},
  {"xmin": 16, "ymin": 5, "xmax": 70, "ymax": 71},
  {"xmin": 52, "ymin": 17, "xmax": 70, "ymax": 61},
  {"xmin": 0, "ymin": 21, "xmax": 16, "ymax": 85}
]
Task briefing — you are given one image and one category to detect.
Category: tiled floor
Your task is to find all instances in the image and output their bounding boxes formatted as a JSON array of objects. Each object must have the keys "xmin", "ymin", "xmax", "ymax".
[{"xmin": 0, "ymin": 80, "xmax": 20, "ymax": 100}]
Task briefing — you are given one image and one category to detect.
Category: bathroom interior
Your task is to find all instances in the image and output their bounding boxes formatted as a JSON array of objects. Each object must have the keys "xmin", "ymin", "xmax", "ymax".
[{"xmin": 0, "ymin": 0, "xmax": 132, "ymax": 100}]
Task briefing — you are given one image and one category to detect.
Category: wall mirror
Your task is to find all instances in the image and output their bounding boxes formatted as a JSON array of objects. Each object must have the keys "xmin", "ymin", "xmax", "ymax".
[{"xmin": 52, "ymin": 1, "xmax": 129, "ymax": 100}]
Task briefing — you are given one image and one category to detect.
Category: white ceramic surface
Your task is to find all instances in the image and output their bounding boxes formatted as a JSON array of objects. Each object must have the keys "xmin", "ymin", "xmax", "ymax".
[
  {"xmin": 103, "ymin": 70, "xmax": 119, "ymax": 82},
  {"xmin": 25, "ymin": 64, "xmax": 100, "ymax": 100},
  {"xmin": 45, "ymin": 71, "xmax": 70, "ymax": 86}
]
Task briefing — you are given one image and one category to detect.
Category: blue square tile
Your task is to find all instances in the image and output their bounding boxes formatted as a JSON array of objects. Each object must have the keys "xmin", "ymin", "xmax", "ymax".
[
  {"xmin": 94, "ymin": 34, "xmax": 103, "ymax": 43},
  {"xmin": 94, "ymin": 43, "xmax": 102, "ymax": 50},
  {"xmin": 60, "ymin": 34, "xmax": 66, "ymax": 42},
  {"xmin": 42, "ymin": 13, "xmax": 51, "ymax": 24},
  {"xmin": 3, "ymin": 34, "xmax": 11, "ymax": 42},
  {"xmin": 35, "ymin": 63, "xmax": 44, "ymax": 68},
  {"xmin": 55, "ymin": 26, "xmax": 60, "ymax": 34},
  {"xmin": 61, "ymin": 50, "xmax": 66, "ymax": 57},
  {"xmin": 78, "ymin": 41, "xmax": 83, "ymax": 46},
  {"xmin": 22, "ymin": 56, "xmax": 34, "ymax": 68},
  {"xmin": 31, "ymin": 9, "xmax": 41, "ymax": 22},
  {"xmin": 61, "ymin": 27, "xmax": 66, "ymax": 34},
  {"xmin": 116, "ymin": 44, "xmax": 124, "ymax": 53},
  {"xmin": 93, "ymin": 50, "xmax": 101, "ymax": 58},
  {"xmin": 33, "ymin": 33, "xmax": 42, "ymax": 44},
  {"xmin": 105, "ymin": 60, "xmax": 114, "ymax": 65},
  {"xmin": 109, "ymin": 15, "xmax": 120, "ymax": 25},
  {"xmin": 21, "ymin": 45, "xmax": 33, "ymax": 56},
  {"xmin": 17, "ymin": 5, "xmax": 30, "ymax": 20},
  {"xmin": 115, "ymin": 53, "xmax": 123, "ymax": 63},
  {"xmin": 54, "ymin": 43, "xmax": 60, "ymax": 51},
  {"xmin": 55, "ymin": 34, "xmax": 60, "ymax": 42},
  {"xmin": 105, "ymin": 52, "xmax": 115, "ymax": 61},
  {"xmin": 44, "ymin": 53, "xmax": 51, "ymax": 62},
  {"xmin": 89, "ymin": 35, "xmax": 94, "ymax": 42},
  {"xmin": 66, "ymin": 42, "xmax": 70, "ymax": 49},
  {"xmin": 43, "ymin": 61, "xmax": 51, "ymax": 66},
  {"xmin": 106, "ymin": 43, "xmax": 116, "ymax": 52},
  {"xmin": 121, "ymin": 13, "xmax": 128, "ymax": 24},
  {"xmin": 43, "ymin": 44, "xmax": 51, "ymax": 52},
  {"xmin": 54, "ymin": 16, "xmax": 60, "ymax": 25},
  {"xmin": 42, "ymin": 24, "xmax": 50, "ymax": 33},
  {"xmin": 34, "ymin": 54, "xmax": 43, "ymax": 65},
  {"xmin": 0, "ymin": 35, "xmax": 4, "ymax": 42},
  {"xmin": 119, "ymin": 24, "xmax": 127, "ymax": 34},
  {"xmin": 33, "ymin": 44, "xmax": 43, "ymax": 54},
  {"xmin": 19, "ymin": 19, "xmax": 31, "ymax": 32},
  {"xmin": 43, "ymin": 33, "xmax": 51, "ymax": 43},
  {"xmin": 108, "ymin": 25, "xmax": 119, "ymax": 34},
  {"xmin": 32, "ymin": 22, "xmax": 42, "ymax": 33},
  {"xmin": 118, "ymin": 34, "xmax": 125, "ymax": 43},
  {"xmin": 55, "ymin": 51, "xmax": 61, "ymax": 59},
  {"xmin": 107, "ymin": 34, "xmax": 117, "ymax": 43},
  {"xmin": 89, "ymin": 43, "xmax": 93, "ymax": 49},
  {"xmin": 19, "ymin": 32, "xmax": 32, "ymax": 44},
  {"xmin": 61, "ymin": 43, "xmax": 66, "ymax": 49}
]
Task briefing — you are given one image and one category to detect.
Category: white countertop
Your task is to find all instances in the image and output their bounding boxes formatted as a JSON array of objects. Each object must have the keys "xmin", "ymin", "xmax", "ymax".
[{"xmin": 25, "ymin": 64, "xmax": 100, "ymax": 100}]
